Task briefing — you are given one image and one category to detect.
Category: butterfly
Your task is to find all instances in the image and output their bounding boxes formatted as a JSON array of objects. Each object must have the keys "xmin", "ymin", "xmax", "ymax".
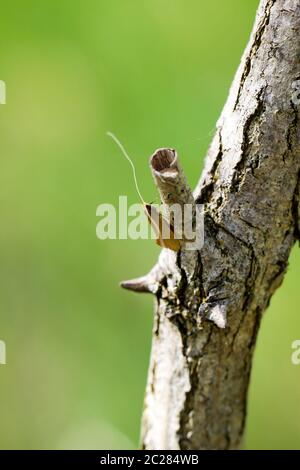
[{"xmin": 107, "ymin": 132, "xmax": 181, "ymax": 252}]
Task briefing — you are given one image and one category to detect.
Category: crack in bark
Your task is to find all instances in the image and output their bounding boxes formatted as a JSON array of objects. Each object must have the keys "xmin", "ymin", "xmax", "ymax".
[
  {"xmin": 197, "ymin": 129, "xmax": 224, "ymax": 205},
  {"xmin": 283, "ymin": 100, "xmax": 299, "ymax": 162},
  {"xmin": 233, "ymin": 0, "xmax": 276, "ymax": 110},
  {"xmin": 232, "ymin": 87, "xmax": 266, "ymax": 192}
]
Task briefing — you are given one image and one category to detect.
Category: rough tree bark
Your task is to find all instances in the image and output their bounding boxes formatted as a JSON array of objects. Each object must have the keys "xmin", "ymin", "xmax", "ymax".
[{"xmin": 122, "ymin": 0, "xmax": 300, "ymax": 449}]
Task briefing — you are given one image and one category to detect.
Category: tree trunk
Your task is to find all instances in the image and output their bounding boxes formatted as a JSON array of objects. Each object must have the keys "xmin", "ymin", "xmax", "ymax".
[{"xmin": 123, "ymin": 0, "xmax": 300, "ymax": 450}]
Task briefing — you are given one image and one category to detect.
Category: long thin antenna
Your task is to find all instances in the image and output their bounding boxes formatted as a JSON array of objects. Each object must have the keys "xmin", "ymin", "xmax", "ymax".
[
  {"xmin": 106, "ymin": 131, "xmax": 169, "ymax": 250},
  {"xmin": 107, "ymin": 131, "xmax": 145, "ymax": 205}
]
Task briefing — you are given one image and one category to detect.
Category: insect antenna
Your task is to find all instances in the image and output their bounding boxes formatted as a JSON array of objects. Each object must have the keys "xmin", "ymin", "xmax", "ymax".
[
  {"xmin": 107, "ymin": 132, "xmax": 173, "ymax": 250},
  {"xmin": 107, "ymin": 131, "xmax": 146, "ymax": 206}
]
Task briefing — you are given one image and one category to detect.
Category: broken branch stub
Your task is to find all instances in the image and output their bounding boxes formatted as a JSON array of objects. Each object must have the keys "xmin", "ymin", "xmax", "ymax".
[
  {"xmin": 121, "ymin": 148, "xmax": 198, "ymax": 293},
  {"xmin": 150, "ymin": 148, "xmax": 196, "ymax": 245}
]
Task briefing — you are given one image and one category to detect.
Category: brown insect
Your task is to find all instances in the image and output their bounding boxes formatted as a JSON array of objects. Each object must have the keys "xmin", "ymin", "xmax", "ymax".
[
  {"xmin": 107, "ymin": 132, "xmax": 181, "ymax": 252},
  {"xmin": 144, "ymin": 203, "xmax": 181, "ymax": 251}
]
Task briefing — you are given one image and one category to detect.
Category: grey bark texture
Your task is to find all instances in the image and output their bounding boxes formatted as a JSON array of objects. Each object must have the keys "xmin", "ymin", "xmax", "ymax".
[{"xmin": 124, "ymin": 0, "xmax": 300, "ymax": 449}]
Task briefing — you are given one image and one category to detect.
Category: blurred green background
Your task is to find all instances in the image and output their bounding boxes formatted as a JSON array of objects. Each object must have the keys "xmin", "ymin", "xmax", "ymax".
[{"xmin": 0, "ymin": 0, "xmax": 299, "ymax": 450}]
